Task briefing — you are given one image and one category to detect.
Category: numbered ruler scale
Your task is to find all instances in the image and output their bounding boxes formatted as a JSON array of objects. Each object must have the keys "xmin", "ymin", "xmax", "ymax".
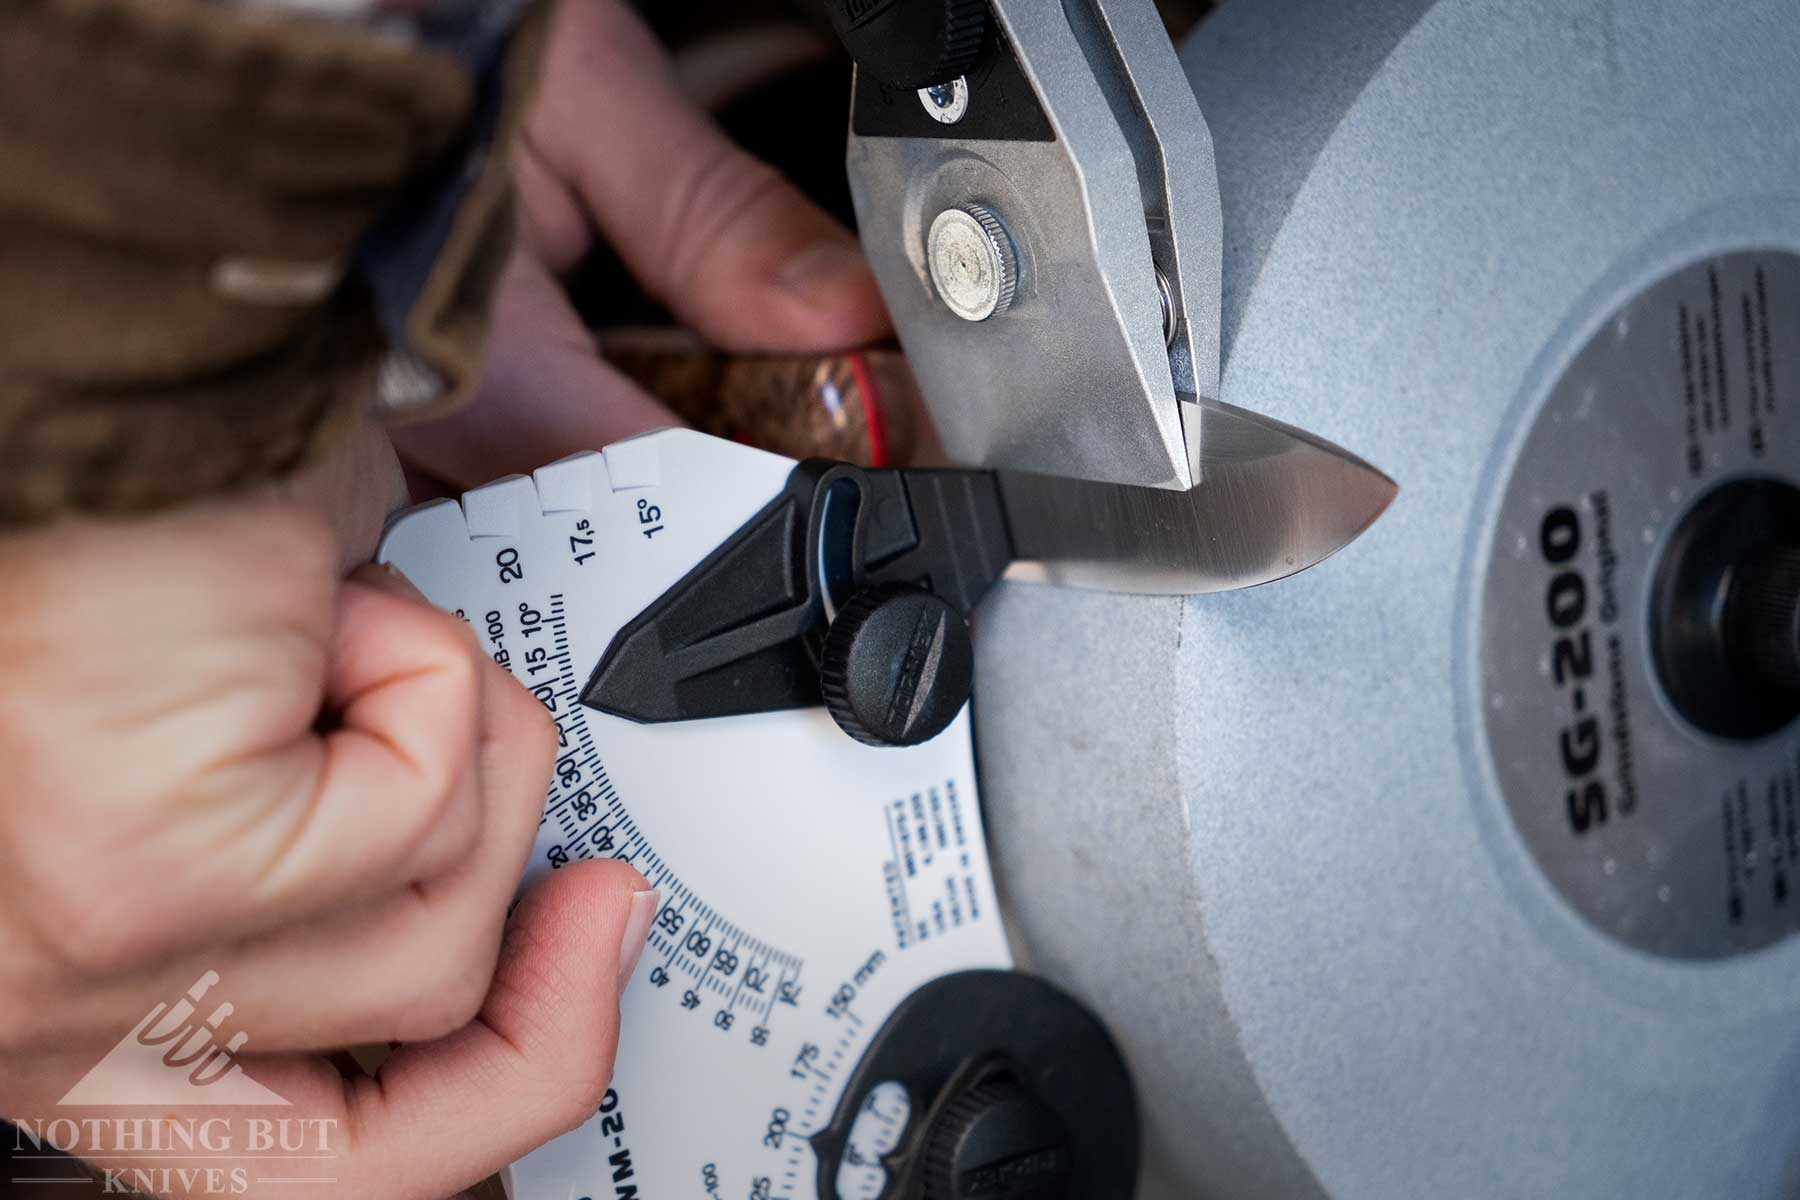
[{"xmin": 380, "ymin": 430, "xmax": 1013, "ymax": 1200}]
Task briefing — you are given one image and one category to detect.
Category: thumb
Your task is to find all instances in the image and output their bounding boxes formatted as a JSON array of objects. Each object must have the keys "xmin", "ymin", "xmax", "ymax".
[
  {"xmin": 526, "ymin": 0, "xmax": 891, "ymax": 352},
  {"xmin": 339, "ymin": 859, "xmax": 658, "ymax": 1198},
  {"xmin": 0, "ymin": 862, "xmax": 657, "ymax": 1200}
]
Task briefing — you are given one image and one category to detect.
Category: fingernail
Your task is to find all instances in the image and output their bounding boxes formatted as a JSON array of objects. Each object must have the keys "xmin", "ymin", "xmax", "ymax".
[
  {"xmin": 617, "ymin": 889, "xmax": 659, "ymax": 991},
  {"xmin": 779, "ymin": 238, "xmax": 872, "ymax": 305}
]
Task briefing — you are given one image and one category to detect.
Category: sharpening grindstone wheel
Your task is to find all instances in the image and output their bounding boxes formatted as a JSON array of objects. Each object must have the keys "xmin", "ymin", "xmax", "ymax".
[{"xmin": 972, "ymin": 1, "xmax": 1800, "ymax": 1195}]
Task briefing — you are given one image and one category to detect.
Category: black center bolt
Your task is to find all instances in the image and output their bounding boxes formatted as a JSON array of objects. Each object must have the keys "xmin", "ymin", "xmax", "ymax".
[
  {"xmin": 1651, "ymin": 478, "xmax": 1800, "ymax": 739},
  {"xmin": 1726, "ymin": 543, "xmax": 1800, "ymax": 693}
]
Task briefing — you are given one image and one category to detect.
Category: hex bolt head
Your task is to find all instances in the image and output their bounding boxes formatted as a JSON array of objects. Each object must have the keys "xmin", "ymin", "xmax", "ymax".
[{"xmin": 926, "ymin": 204, "xmax": 1018, "ymax": 322}]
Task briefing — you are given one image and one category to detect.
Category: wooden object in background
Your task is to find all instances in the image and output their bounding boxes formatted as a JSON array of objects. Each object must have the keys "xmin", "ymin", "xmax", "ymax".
[{"xmin": 601, "ymin": 329, "xmax": 935, "ymax": 467}]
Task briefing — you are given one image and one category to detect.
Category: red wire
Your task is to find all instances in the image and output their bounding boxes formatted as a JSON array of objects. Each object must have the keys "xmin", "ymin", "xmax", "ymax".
[{"xmin": 848, "ymin": 351, "xmax": 888, "ymax": 467}]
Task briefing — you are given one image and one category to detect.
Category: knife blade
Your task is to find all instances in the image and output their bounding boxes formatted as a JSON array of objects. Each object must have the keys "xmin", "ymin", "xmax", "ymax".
[
  {"xmin": 582, "ymin": 412, "xmax": 1394, "ymax": 734},
  {"xmin": 603, "ymin": 340, "xmax": 1394, "ymax": 596},
  {"xmin": 997, "ymin": 400, "xmax": 1397, "ymax": 595}
]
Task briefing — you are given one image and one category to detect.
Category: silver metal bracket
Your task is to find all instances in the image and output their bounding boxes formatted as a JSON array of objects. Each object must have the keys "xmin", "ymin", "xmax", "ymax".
[{"xmin": 845, "ymin": 0, "xmax": 1223, "ymax": 490}]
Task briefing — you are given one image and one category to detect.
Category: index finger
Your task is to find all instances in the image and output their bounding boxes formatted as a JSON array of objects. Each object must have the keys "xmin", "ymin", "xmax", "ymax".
[{"xmin": 526, "ymin": 0, "xmax": 890, "ymax": 353}]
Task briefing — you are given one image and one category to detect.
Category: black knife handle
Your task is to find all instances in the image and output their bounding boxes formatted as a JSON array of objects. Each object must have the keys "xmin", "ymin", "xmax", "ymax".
[{"xmin": 581, "ymin": 460, "xmax": 1014, "ymax": 727}]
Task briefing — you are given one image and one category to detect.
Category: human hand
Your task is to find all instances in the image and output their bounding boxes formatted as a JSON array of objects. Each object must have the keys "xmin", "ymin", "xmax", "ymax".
[
  {"xmin": 0, "ymin": 423, "xmax": 657, "ymax": 1198},
  {"xmin": 394, "ymin": 0, "xmax": 892, "ymax": 489}
]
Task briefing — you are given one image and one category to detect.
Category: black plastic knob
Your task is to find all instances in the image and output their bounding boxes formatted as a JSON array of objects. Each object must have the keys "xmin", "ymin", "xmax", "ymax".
[
  {"xmin": 808, "ymin": 971, "xmax": 1138, "ymax": 1199},
  {"xmin": 923, "ymin": 1071, "xmax": 1073, "ymax": 1200},
  {"xmin": 825, "ymin": 0, "xmax": 987, "ymax": 90},
  {"xmin": 1727, "ymin": 544, "xmax": 1800, "ymax": 693},
  {"xmin": 1651, "ymin": 478, "xmax": 1800, "ymax": 739},
  {"xmin": 820, "ymin": 583, "xmax": 973, "ymax": 747}
]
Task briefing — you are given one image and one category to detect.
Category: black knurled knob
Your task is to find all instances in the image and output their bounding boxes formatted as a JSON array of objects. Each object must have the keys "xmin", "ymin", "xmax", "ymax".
[
  {"xmin": 820, "ymin": 583, "xmax": 973, "ymax": 747},
  {"xmin": 825, "ymin": 0, "xmax": 987, "ymax": 90},
  {"xmin": 922, "ymin": 1074, "xmax": 1073, "ymax": 1200},
  {"xmin": 1727, "ymin": 544, "xmax": 1800, "ymax": 693}
]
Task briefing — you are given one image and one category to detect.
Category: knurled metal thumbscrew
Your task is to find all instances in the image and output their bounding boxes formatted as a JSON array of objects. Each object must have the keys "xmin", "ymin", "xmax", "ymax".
[{"xmin": 927, "ymin": 203, "xmax": 1019, "ymax": 322}]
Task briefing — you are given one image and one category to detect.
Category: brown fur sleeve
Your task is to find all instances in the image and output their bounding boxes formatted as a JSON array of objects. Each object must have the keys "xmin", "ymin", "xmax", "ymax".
[{"xmin": 0, "ymin": 0, "xmax": 544, "ymax": 525}]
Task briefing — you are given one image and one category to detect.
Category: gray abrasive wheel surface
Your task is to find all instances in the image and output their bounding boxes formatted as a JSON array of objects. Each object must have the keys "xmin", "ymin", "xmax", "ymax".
[{"xmin": 972, "ymin": 1, "xmax": 1800, "ymax": 1196}]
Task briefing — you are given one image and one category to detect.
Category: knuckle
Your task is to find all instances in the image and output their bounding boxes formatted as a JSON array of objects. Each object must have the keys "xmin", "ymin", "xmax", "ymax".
[
  {"xmin": 466, "ymin": 668, "xmax": 556, "ymax": 827},
  {"xmin": 478, "ymin": 916, "xmax": 619, "ymax": 1135},
  {"xmin": 424, "ymin": 610, "xmax": 485, "ymax": 693},
  {"xmin": 570, "ymin": 1035, "xmax": 622, "ymax": 1127},
  {"xmin": 4, "ymin": 802, "xmax": 165, "ymax": 977},
  {"xmin": 389, "ymin": 925, "xmax": 496, "ymax": 1043},
  {"xmin": 523, "ymin": 685, "xmax": 558, "ymax": 745},
  {"xmin": 525, "ymin": 710, "xmax": 558, "ymax": 786},
  {"xmin": 533, "ymin": 1025, "xmax": 618, "ymax": 1139},
  {"xmin": 425, "ymin": 780, "xmax": 484, "ymax": 872},
  {"xmin": 438, "ymin": 605, "xmax": 487, "ymax": 660},
  {"xmin": 386, "ymin": 979, "xmax": 473, "ymax": 1044},
  {"xmin": 38, "ymin": 883, "xmax": 151, "ymax": 976},
  {"xmin": 547, "ymin": 1068, "xmax": 614, "ymax": 1138},
  {"xmin": 358, "ymin": 611, "xmax": 486, "ymax": 878},
  {"xmin": 662, "ymin": 143, "xmax": 783, "ymax": 294},
  {"xmin": 497, "ymin": 676, "xmax": 558, "ymax": 764},
  {"xmin": 395, "ymin": 771, "xmax": 469, "ymax": 872},
  {"xmin": 406, "ymin": 627, "xmax": 484, "ymax": 804},
  {"xmin": 438, "ymin": 624, "xmax": 487, "ymax": 717}
]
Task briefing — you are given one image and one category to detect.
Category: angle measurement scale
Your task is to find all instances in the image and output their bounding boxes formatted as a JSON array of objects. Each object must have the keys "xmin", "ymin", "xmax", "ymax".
[{"xmin": 381, "ymin": 430, "xmax": 1126, "ymax": 1200}]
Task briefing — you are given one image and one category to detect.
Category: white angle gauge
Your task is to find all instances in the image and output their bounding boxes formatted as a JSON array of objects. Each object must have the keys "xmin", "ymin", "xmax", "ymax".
[{"xmin": 378, "ymin": 428, "xmax": 1136, "ymax": 1200}]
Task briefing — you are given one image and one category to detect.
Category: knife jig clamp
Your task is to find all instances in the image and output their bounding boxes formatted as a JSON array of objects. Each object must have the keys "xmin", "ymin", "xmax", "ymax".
[
  {"xmin": 584, "ymin": 459, "xmax": 1019, "ymax": 747},
  {"xmin": 835, "ymin": 0, "xmax": 1226, "ymax": 491}
]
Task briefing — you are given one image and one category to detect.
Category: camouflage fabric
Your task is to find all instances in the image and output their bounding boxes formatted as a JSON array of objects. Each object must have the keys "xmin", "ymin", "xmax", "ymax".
[{"xmin": 0, "ymin": 0, "xmax": 546, "ymax": 525}]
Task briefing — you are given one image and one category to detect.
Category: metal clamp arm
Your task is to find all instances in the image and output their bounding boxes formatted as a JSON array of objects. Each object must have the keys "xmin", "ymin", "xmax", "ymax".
[{"xmin": 837, "ymin": 0, "xmax": 1223, "ymax": 490}]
